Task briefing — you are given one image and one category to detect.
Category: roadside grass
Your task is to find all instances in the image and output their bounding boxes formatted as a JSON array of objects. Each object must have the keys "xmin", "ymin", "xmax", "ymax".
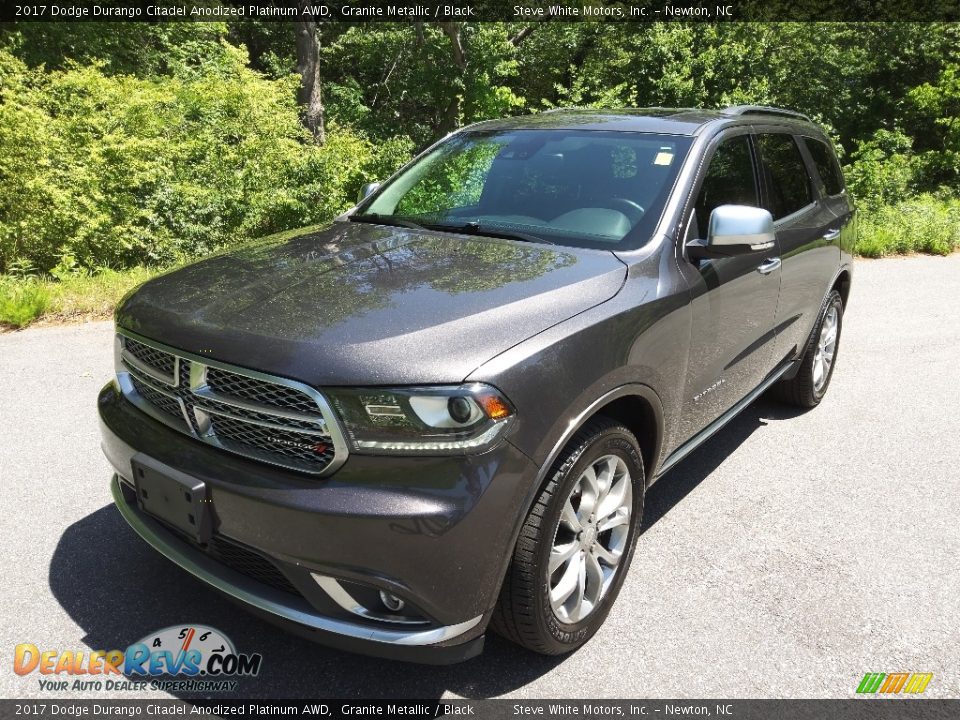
[
  {"xmin": 0, "ymin": 267, "xmax": 157, "ymax": 329},
  {"xmin": 0, "ymin": 280, "xmax": 52, "ymax": 328},
  {"xmin": 855, "ymin": 195, "xmax": 960, "ymax": 258}
]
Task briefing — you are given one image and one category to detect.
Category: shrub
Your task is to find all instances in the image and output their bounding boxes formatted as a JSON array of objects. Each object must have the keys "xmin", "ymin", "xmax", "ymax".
[
  {"xmin": 844, "ymin": 129, "xmax": 920, "ymax": 210},
  {"xmin": 0, "ymin": 45, "xmax": 413, "ymax": 274}
]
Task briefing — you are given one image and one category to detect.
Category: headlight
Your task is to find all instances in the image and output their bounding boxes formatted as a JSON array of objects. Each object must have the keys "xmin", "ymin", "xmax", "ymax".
[{"xmin": 325, "ymin": 383, "xmax": 515, "ymax": 455}]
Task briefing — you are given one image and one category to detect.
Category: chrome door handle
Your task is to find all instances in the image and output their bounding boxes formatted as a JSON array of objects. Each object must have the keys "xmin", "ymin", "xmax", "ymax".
[
  {"xmin": 757, "ymin": 257, "xmax": 781, "ymax": 275},
  {"xmin": 823, "ymin": 228, "xmax": 841, "ymax": 241}
]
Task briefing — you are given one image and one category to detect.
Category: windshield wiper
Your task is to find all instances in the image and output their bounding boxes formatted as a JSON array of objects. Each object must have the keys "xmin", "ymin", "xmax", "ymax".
[
  {"xmin": 350, "ymin": 213, "xmax": 424, "ymax": 230},
  {"xmin": 426, "ymin": 221, "xmax": 554, "ymax": 245}
]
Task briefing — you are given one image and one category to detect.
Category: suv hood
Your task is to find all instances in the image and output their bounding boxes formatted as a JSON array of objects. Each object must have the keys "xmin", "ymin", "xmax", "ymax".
[{"xmin": 117, "ymin": 221, "xmax": 626, "ymax": 385}]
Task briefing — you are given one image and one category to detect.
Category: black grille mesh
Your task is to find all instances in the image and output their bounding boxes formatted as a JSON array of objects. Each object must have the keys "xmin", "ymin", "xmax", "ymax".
[
  {"xmin": 211, "ymin": 414, "xmax": 335, "ymax": 466},
  {"xmin": 205, "ymin": 536, "xmax": 300, "ymax": 596},
  {"xmin": 206, "ymin": 367, "xmax": 321, "ymax": 415},
  {"xmin": 125, "ymin": 339, "xmax": 175, "ymax": 379},
  {"xmin": 130, "ymin": 376, "xmax": 186, "ymax": 428}
]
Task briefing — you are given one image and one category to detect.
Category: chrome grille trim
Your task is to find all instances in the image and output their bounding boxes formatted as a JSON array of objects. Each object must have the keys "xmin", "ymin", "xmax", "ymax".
[
  {"xmin": 122, "ymin": 337, "xmax": 176, "ymax": 386},
  {"xmin": 197, "ymin": 403, "xmax": 330, "ymax": 437},
  {"xmin": 190, "ymin": 384, "xmax": 330, "ymax": 429},
  {"xmin": 126, "ymin": 372, "xmax": 190, "ymax": 431},
  {"xmin": 115, "ymin": 328, "xmax": 348, "ymax": 476}
]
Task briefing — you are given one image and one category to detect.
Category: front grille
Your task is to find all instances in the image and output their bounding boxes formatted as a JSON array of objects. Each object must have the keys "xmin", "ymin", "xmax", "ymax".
[
  {"xmin": 129, "ymin": 375, "xmax": 187, "ymax": 430},
  {"xmin": 205, "ymin": 536, "xmax": 300, "ymax": 596},
  {"xmin": 176, "ymin": 358, "xmax": 202, "ymax": 435},
  {"xmin": 125, "ymin": 338, "xmax": 176, "ymax": 379},
  {"xmin": 195, "ymin": 395, "xmax": 322, "ymax": 432},
  {"xmin": 211, "ymin": 414, "xmax": 336, "ymax": 467},
  {"xmin": 206, "ymin": 367, "xmax": 323, "ymax": 416},
  {"xmin": 117, "ymin": 332, "xmax": 344, "ymax": 475}
]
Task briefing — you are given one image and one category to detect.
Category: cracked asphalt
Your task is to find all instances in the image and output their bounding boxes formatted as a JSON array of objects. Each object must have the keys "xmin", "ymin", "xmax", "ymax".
[{"xmin": 1, "ymin": 255, "xmax": 958, "ymax": 700}]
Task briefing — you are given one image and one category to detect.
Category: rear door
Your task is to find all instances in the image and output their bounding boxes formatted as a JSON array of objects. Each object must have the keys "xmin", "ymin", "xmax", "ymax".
[
  {"xmin": 802, "ymin": 134, "xmax": 857, "ymax": 256},
  {"xmin": 753, "ymin": 130, "xmax": 841, "ymax": 365},
  {"xmin": 675, "ymin": 130, "xmax": 782, "ymax": 439}
]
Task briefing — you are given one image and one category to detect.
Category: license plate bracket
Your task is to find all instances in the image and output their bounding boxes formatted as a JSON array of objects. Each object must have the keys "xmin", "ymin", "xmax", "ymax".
[{"xmin": 132, "ymin": 456, "xmax": 214, "ymax": 544}]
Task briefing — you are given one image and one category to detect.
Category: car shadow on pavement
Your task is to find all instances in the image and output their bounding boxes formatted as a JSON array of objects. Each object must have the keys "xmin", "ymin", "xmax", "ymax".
[
  {"xmin": 640, "ymin": 396, "xmax": 805, "ymax": 533},
  {"xmin": 50, "ymin": 396, "xmax": 801, "ymax": 700}
]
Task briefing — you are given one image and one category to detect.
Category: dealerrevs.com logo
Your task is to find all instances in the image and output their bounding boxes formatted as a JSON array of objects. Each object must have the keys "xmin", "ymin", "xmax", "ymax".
[
  {"xmin": 14, "ymin": 625, "xmax": 262, "ymax": 693},
  {"xmin": 856, "ymin": 672, "xmax": 933, "ymax": 695}
]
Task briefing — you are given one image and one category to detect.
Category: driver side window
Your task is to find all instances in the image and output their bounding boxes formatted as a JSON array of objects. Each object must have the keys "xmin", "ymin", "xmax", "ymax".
[{"xmin": 694, "ymin": 135, "xmax": 759, "ymax": 238}]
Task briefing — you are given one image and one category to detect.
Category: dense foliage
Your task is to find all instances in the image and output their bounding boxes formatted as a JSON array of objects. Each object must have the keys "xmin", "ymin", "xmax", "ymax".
[
  {"xmin": 0, "ymin": 40, "xmax": 410, "ymax": 273},
  {"xmin": 0, "ymin": 20, "xmax": 958, "ymax": 279}
]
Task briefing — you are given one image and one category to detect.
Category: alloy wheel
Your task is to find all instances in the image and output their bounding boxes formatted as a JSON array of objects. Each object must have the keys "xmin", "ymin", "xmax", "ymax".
[
  {"xmin": 813, "ymin": 304, "xmax": 839, "ymax": 392},
  {"xmin": 548, "ymin": 454, "xmax": 632, "ymax": 624}
]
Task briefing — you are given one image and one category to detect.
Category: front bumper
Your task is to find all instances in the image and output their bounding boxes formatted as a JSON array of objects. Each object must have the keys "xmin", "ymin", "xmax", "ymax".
[{"xmin": 99, "ymin": 382, "xmax": 537, "ymax": 663}]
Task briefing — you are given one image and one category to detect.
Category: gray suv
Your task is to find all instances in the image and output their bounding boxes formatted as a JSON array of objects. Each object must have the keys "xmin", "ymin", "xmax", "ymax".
[{"xmin": 99, "ymin": 106, "xmax": 855, "ymax": 662}]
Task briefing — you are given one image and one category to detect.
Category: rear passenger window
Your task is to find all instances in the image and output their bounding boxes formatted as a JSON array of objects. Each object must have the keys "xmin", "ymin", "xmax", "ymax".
[
  {"xmin": 694, "ymin": 135, "xmax": 758, "ymax": 238},
  {"xmin": 756, "ymin": 134, "xmax": 813, "ymax": 220},
  {"xmin": 804, "ymin": 137, "xmax": 845, "ymax": 196}
]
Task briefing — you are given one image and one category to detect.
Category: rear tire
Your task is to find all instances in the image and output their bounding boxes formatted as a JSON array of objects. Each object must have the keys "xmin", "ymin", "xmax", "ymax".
[
  {"xmin": 772, "ymin": 290, "xmax": 843, "ymax": 408},
  {"xmin": 491, "ymin": 417, "xmax": 645, "ymax": 655}
]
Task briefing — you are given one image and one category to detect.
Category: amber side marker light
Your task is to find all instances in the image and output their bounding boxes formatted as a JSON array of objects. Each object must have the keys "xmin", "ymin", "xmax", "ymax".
[{"xmin": 477, "ymin": 392, "xmax": 513, "ymax": 420}]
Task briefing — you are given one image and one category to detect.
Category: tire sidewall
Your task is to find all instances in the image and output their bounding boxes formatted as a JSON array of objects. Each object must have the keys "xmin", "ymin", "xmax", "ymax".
[
  {"xmin": 810, "ymin": 293, "xmax": 844, "ymax": 403},
  {"xmin": 534, "ymin": 427, "xmax": 645, "ymax": 652}
]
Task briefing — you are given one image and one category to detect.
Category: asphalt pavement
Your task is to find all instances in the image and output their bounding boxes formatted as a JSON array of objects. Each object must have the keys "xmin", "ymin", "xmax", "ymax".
[{"xmin": 1, "ymin": 255, "xmax": 958, "ymax": 700}]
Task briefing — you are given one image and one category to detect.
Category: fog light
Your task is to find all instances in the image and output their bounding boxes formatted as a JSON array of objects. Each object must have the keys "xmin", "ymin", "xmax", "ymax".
[{"xmin": 379, "ymin": 590, "xmax": 405, "ymax": 612}]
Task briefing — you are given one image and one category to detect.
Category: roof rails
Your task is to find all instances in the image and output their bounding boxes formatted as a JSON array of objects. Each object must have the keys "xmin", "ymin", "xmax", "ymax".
[{"xmin": 721, "ymin": 105, "xmax": 811, "ymax": 121}]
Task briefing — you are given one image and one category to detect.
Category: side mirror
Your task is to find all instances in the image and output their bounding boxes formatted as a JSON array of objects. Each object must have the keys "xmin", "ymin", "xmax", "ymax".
[
  {"xmin": 357, "ymin": 182, "xmax": 381, "ymax": 204},
  {"xmin": 688, "ymin": 205, "xmax": 776, "ymax": 259}
]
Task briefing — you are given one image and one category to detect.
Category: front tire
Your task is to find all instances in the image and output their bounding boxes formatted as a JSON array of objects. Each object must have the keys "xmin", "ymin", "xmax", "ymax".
[
  {"xmin": 491, "ymin": 417, "xmax": 645, "ymax": 655},
  {"xmin": 773, "ymin": 289, "xmax": 843, "ymax": 408}
]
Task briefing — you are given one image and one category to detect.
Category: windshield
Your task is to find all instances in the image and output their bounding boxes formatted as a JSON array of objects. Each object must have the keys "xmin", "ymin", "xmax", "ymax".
[{"xmin": 355, "ymin": 129, "xmax": 692, "ymax": 250}]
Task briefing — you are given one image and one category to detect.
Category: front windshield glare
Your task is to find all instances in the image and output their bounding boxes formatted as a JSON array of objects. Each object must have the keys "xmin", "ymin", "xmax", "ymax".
[{"xmin": 359, "ymin": 129, "xmax": 691, "ymax": 249}]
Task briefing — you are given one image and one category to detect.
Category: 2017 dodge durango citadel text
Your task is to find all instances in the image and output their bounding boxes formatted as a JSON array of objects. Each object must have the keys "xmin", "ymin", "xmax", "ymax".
[{"xmin": 99, "ymin": 106, "xmax": 855, "ymax": 662}]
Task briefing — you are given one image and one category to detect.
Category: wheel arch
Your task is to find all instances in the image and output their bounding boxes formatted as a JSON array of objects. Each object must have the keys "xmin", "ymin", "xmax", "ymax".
[
  {"xmin": 589, "ymin": 394, "xmax": 661, "ymax": 479},
  {"xmin": 832, "ymin": 267, "xmax": 852, "ymax": 309},
  {"xmin": 530, "ymin": 383, "xmax": 665, "ymax": 497}
]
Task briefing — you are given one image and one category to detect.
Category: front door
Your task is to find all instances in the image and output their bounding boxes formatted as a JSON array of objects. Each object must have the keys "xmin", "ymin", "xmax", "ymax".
[{"xmin": 675, "ymin": 132, "xmax": 783, "ymax": 441}]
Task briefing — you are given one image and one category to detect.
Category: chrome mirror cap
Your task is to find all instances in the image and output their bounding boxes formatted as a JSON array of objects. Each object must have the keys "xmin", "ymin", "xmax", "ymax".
[
  {"xmin": 358, "ymin": 181, "xmax": 381, "ymax": 204},
  {"xmin": 708, "ymin": 205, "xmax": 776, "ymax": 250}
]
